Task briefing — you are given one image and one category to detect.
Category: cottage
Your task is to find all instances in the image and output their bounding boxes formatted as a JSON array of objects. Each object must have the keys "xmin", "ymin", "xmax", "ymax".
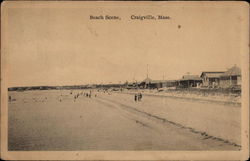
[
  {"xmin": 139, "ymin": 77, "xmax": 153, "ymax": 88},
  {"xmin": 139, "ymin": 78, "xmax": 178, "ymax": 89},
  {"xmin": 178, "ymin": 75, "xmax": 202, "ymax": 88},
  {"xmin": 219, "ymin": 65, "xmax": 241, "ymax": 88},
  {"xmin": 139, "ymin": 78, "xmax": 161, "ymax": 89},
  {"xmin": 161, "ymin": 80, "xmax": 178, "ymax": 88},
  {"xmin": 124, "ymin": 82, "xmax": 139, "ymax": 89},
  {"xmin": 200, "ymin": 72, "xmax": 225, "ymax": 87},
  {"xmin": 149, "ymin": 80, "xmax": 162, "ymax": 89}
]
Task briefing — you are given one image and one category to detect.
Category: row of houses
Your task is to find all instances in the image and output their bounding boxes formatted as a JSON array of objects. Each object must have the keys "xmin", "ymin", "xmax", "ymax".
[{"xmin": 135, "ymin": 65, "xmax": 241, "ymax": 89}]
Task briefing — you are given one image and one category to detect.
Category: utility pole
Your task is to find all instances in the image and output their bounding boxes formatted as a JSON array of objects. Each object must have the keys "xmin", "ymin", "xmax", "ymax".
[{"xmin": 147, "ymin": 64, "xmax": 149, "ymax": 79}]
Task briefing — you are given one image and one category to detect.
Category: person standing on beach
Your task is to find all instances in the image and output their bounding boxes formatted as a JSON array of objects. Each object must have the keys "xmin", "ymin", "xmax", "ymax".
[
  {"xmin": 137, "ymin": 93, "xmax": 140, "ymax": 101},
  {"xmin": 89, "ymin": 90, "xmax": 92, "ymax": 98},
  {"xmin": 139, "ymin": 93, "xmax": 142, "ymax": 101},
  {"xmin": 134, "ymin": 94, "xmax": 137, "ymax": 102}
]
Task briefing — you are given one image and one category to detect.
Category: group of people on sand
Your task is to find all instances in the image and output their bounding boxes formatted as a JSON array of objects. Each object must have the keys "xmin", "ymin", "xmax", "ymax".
[
  {"xmin": 83, "ymin": 92, "xmax": 92, "ymax": 98},
  {"xmin": 71, "ymin": 90, "xmax": 96, "ymax": 102},
  {"xmin": 134, "ymin": 93, "xmax": 142, "ymax": 102},
  {"xmin": 74, "ymin": 93, "xmax": 81, "ymax": 99},
  {"xmin": 72, "ymin": 92, "xmax": 82, "ymax": 102},
  {"xmin": 84, "ymin": 91, "xmax": 97, "ymax": 98}
]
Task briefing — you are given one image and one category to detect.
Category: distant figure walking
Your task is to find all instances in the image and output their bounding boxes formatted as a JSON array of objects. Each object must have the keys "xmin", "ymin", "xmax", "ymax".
[
  {"xmin": 138, "ymin": 93, "xmax": 142, "ymax": 101},
  {"xmin": 9, "ymin": 96, "xmax": 12, "ymax": 102},
  {"xmin": 134, "ymin": 94, "xmax": 137, "ymax": 102},
  {"xmin": 89, "ymin": 90, "xmax": 92, "ymax": 98}
]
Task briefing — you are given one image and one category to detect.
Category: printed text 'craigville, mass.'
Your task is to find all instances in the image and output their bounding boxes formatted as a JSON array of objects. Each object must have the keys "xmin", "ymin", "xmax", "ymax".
[{"xmin": 89, "ymin": 15, "xmax": 171, "ymax": 20}]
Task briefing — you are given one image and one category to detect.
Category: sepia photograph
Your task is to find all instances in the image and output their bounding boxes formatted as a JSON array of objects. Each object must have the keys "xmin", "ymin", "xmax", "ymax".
[{"xmin": 1, "ymin": 1, "xmax": 249, "ymax": 160}]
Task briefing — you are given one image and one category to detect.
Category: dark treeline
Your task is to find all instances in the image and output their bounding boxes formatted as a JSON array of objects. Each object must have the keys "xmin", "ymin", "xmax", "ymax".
[
  {"xmin": 8, "ymin": 85, "xmax": 88, "ymax": 91},
  {"xmin": 8, "ymin": 83, "xmax": 128, "ymax": 91}
]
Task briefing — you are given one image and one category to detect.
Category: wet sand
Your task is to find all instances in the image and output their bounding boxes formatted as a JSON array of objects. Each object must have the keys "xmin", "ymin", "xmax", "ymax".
[{"xmin": 8, "ymin": 90, "xmax": 241, "ymax": 151}]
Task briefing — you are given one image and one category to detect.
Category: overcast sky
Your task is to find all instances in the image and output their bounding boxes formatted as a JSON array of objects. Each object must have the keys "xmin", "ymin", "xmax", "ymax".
[{"xmin": 3, "ymin": 2, "xmax": 246, "ymax": 87}]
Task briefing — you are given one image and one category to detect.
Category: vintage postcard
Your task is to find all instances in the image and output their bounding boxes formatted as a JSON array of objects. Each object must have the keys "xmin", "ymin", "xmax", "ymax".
[{"xmin": 1, "ymin": 1, "xmax": 249, "ymax": 160}]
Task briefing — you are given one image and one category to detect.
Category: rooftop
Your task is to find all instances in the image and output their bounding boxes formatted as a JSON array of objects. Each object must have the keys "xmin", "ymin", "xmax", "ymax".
[
  {"xmin": 200, "ymin": 72, "xmax": 225, "ymax": 78},
  {"xmin": 181, "ymin": 75, "xmax": 202, "ymax": 81},
  {"xmin": 221, "ymin": 66, "xmax": 241, "ymax": 76}
]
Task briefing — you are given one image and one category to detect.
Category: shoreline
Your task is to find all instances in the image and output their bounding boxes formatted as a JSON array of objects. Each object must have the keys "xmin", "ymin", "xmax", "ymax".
[
  {"xmin": 114, "ymin": 91, "xmax": 241, "ymax": 107},
  {"xmin": 8, "ymin": 89, "xmax": 241, "ymax": 107}
]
